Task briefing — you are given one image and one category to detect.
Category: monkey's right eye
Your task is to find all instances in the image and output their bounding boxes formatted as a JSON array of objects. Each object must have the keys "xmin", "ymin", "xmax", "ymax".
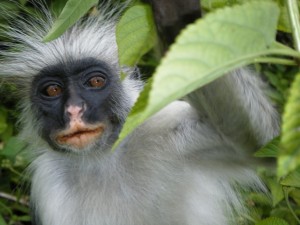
[{"xmin": 42, "ymin": 84, "xmax": 63, "ymax": 97}]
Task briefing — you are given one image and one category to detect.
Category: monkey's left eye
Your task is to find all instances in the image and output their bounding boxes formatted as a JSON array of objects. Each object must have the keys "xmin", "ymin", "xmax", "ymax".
[{"xmin": 85, "ymin": 75, "xmax": 106, "ymax": 88}]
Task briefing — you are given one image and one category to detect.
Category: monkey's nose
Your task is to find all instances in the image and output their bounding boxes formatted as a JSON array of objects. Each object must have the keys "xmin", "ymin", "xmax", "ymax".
[{"xmin": 65, "ymin": 104, "xmax": 86, "ymax": 121}]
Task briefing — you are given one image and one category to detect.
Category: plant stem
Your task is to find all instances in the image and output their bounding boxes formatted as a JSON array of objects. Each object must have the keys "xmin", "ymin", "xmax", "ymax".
[
  {"xmin": 283, "ymin": 187, "xmax": 300, "ymax": 223},
  {"xmin": 254, "ymin": 57, "xmax": 297, "ymax": 66},
  {"xmin": 0, "ymin": 192, "xmax": 29, "ymax": 206},
  {"xmin": 287, "ymin": 0, "xmax": 300, "ymax": 52}
]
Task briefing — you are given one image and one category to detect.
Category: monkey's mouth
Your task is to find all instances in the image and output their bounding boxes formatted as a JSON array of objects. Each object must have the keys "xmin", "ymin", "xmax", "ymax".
[{"xmin": 55, "ymin": 124, "xmax": 105, "ymax": 149}]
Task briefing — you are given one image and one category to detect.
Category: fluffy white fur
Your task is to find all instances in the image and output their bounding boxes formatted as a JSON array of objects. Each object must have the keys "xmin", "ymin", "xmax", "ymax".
[{"xmin": 0, "ymin": 2, "xmax": 279, "ymax": 225}]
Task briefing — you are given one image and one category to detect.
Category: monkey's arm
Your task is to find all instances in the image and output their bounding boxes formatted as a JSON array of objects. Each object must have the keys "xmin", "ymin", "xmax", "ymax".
[{"xmin": 185, "ymin": 68, "xmax": 280, "ymax": 151}]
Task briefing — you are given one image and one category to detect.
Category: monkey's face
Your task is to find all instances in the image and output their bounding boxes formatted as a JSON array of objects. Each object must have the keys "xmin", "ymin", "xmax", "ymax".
[{"xmin": 30, "ymin": 58, "xmax": 126, "ymax": 153}]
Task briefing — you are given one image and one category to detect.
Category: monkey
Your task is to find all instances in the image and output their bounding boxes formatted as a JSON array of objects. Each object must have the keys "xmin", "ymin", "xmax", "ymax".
[{"xmin": 0, "ymin": 2, "xmax": 279, "ymax": 225}]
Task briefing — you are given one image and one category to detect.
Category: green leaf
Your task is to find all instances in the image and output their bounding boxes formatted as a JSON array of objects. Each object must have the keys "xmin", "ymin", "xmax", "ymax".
[
  {"xmin": 117, "ymin": 4, "xmax": 156, "ymax": 67},
  {"xmin": 289, "ymin": 188, "xmax": 300, "ymax": 205},
  {"xmin": 114, "ymin": 1, "xmax": 282, "ymax": 148},
  {"xmin": 279, "ymin": 73, "xmax": 300, "ymax": 177},
  {"xmin": 0, "ymin": 214, "xmax": 7, "ymax": 225},
  {"xmin": 278, "ymin": 1, "xmax": 292, "ymax": 32},
  {"xmin": 0, "ymin": 137, "xmax": 26, "ymax": 162},
  {"xmin": 0, "ymin": 108, "xmax": 8, "ymax": 134},
  {"xmin": 0, "ymin": 123, "xmax": 13, "ymax": 143},
  {"xmin": 255, "ymin": 217, "xmax": 289, "ymax": 225},
  {"xmin": 255, "ymin": 137, "xmax": 280, "ymax": 158},
  {"xmin": 51, "ymin": 0, "xmax": 69, "ymax": 17},
  {"xmin": 43, "ymin": 0, "xmax": 98, "ymax": 42},
  {"xmin": 268, "ymin": 178, "xmax": 284, "ymax": 206},
  {"xmin": 248, "ymin": 193, "xmax": 272, "ymax": 206},
  {"xmin": 281, "ymin": 168, "xmax": 300, "ymax": 188}
]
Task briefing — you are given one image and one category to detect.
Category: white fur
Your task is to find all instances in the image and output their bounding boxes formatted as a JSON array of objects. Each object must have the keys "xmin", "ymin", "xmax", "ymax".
[
  {"xmin": 28, "ymin": 100, "xmax": 267, "ymax": 225},
  {"xmin": 0, "ymin": 3, "xmax": 279, "ymax": 225}
]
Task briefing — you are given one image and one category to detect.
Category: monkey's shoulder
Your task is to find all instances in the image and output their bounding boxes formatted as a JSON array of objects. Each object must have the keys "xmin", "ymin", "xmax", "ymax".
[{"xmin": 126, "ymin": 100, "xmax": 221, "ymax": 152}]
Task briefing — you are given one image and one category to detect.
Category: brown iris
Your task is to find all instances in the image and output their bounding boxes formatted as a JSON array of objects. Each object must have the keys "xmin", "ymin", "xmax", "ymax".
[
  {"xmin": 45, "ymin": 84, "xmax": 62, "ymax": 97},
  {"xmin": 88, "ymin": 76, "xmax": 106, "ymax": 88}
]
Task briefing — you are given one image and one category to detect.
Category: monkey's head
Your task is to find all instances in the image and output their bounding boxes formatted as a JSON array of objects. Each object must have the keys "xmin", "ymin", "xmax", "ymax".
[
  {"xmin": 0, "ymin": 10, "xmax": 141, "ymax": 154},
  {"xmin": 30, "ymin": 57, "xmax": 134, "ymax": 153}
]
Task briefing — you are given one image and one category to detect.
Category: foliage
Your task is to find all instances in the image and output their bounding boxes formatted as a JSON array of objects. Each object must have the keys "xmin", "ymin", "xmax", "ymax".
[
  {"xmin": 0, "ymin": 0, "xmax": 300, "ymax": 225},
  {"xmin": 116, "ymin": 3, "xmax": 156, "ymax": 68},
  {"xmin": 43, "ymin": 0, "xmax": 97, "ymax": 41}
]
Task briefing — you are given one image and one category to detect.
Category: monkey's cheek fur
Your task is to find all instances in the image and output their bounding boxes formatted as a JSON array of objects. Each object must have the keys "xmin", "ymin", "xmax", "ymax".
[{"xmin": 55, "ymin": 124, "xmax": 106, "ymax": 149}]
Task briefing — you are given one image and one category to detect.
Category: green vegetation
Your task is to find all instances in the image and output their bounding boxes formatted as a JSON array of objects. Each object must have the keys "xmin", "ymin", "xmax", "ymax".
[{"xmin": 0, "ymin": 0, "xmax": 300, "ymax": 224}]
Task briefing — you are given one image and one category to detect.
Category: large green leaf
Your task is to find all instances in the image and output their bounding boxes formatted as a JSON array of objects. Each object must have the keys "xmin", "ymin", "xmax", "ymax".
[
  {"xmin": 114, "ymin": 1, "xmax": 284, "ymax": 148},
  {"xmin": 43, "ymin": 0, "xmax": 98, "ymax": 42},
  {"xmin": 279, "ymin": 73, "xmax": 300, "ymax": 177},
  {"xmin": 117, "ymin": 4, "xmax": 156, "ymax": 67}
]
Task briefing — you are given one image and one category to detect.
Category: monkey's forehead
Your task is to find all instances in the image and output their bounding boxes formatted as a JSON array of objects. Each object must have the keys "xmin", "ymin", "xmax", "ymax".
[{"xmin": 0, "ymin": 20, "xmax": 119, "ymax": 81}]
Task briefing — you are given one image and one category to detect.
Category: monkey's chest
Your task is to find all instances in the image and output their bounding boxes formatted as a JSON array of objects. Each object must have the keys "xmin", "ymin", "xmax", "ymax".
[{"xmin": 36, "ymin": 166, "xmax": 184, "ymax": 225}]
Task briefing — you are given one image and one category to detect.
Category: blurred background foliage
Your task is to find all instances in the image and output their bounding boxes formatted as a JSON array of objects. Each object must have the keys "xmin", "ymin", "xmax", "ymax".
[{"xmin": 0, "ymin": 0, "xmax": 299, "ymax": 224}]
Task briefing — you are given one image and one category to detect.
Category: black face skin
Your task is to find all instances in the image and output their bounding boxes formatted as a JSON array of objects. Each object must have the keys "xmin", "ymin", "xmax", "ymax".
[{"xmin": 30, "ymin": 58, "xmax": 126, "ymax": 152}]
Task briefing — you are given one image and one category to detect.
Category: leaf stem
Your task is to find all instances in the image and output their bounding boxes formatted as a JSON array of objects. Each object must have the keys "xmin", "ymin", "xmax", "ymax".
[
  {"xmin": 287, "ymin": 0, "xmax": 300, "ymax": 52},
  {"xmin": 0, "ymin": 192, "xmax": 29, "ymax": 206},
  {"xmin": 254, "ymin": 57, "xmax": 297, "ymax": 66}
]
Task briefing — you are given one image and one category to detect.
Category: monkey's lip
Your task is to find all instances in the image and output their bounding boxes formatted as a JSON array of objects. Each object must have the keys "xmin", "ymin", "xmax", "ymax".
[{"xmin": 55, "ymin": 124, "xmax": 105, "ymax": 149}]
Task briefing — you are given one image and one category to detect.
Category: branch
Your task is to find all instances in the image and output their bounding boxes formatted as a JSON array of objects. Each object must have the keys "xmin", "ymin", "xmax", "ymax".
[{"xmin": 0, "ymin": 192, "xmax": 29, "ymax": 206}]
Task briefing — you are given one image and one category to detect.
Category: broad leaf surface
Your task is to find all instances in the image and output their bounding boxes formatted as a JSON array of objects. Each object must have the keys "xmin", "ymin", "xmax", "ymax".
[
  {"xmin": 114, "ymin": 2, "xmax": 281, "ymax": 148},
  {"xmin": 279, "ymin": 73, "xmax": 300, "ymax": 177},
  {"xmin": 117, "ymin": 4, "xmax": 156, "ymax": 67},
  {"xmin": 44, "ymin": 0, "xmax": 98, "ymax": 41}
]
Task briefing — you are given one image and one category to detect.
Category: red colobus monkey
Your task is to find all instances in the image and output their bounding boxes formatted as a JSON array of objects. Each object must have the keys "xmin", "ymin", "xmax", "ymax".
[{"xmin": 0, "ymin": 1, "xmax": 279, "ymax": 225}]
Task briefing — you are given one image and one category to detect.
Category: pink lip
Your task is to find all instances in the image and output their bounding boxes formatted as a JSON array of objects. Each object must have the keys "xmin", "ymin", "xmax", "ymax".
[{"xmin": 55, "ymin": 124, "xmax": 105, "ymax": 149}]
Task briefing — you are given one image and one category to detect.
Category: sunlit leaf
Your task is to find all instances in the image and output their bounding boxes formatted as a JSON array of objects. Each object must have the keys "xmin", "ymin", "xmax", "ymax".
[
  {"xmin": 117, "ymin": 4, "xmax": 156, "ymax": 67},
  {"xmin": 279, "ymin": 73, "xmax": 300, "ymax": 177},
  {"xmin": 114, "ymin": 1, "xmax": 282, "ymax": 148}
]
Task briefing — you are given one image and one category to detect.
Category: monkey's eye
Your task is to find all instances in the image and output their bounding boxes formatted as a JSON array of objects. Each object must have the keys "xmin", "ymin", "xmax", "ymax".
[
  {"xmin": 86, "ymin": 75, "xmax": 106, "ymax": 88},
  {"xmin": 43, "ymin": 84, "xmax": 63, "ymax": 97}
]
